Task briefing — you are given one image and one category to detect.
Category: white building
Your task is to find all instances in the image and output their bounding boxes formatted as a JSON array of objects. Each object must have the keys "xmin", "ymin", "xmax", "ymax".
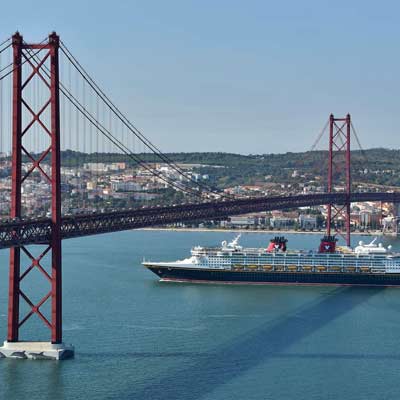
[
  {"xmin": 270, "ymin": 217, "xmax": 296, "ymax": 229},
  {"xmin": 299, "ymin": 214, "xmax": 317, "ymax": 229},
  {"xmin": 111, "ymin": 181, "xmax": 142, "ymax": 192}
]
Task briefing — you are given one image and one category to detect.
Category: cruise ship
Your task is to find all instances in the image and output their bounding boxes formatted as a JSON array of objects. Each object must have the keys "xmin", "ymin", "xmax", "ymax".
[{"xmin": 143, "ymin": 235, "xmax": 400, "ymax": 286}]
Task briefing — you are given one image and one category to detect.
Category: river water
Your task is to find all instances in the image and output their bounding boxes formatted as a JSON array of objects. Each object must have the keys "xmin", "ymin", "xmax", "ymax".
[{"xmin": 1, "ymin": 230, "xmax": 400, "ymax": 400}]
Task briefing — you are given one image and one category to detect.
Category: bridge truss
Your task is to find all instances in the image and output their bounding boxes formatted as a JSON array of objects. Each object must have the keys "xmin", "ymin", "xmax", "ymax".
[{"xmin": 0, "ymin": 192, "xmax": 398, "ymax": 250}]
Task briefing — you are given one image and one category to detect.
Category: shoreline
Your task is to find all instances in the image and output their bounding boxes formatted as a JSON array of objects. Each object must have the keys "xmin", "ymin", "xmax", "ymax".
[{"xmin": 139, "ymin": 227, "xmax": 392, "ymax": 236}]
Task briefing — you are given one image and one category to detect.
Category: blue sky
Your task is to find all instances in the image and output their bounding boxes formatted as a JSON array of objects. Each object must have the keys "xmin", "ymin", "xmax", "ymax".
[{"xmin": 1, "ymin": 0, "xmax": 400, "ymax": 154}]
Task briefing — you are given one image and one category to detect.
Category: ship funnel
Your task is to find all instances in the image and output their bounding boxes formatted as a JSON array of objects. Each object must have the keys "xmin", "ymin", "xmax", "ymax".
[{"xmin": 319, "ymin": 235, "xmax": 337, "ymax": 253}]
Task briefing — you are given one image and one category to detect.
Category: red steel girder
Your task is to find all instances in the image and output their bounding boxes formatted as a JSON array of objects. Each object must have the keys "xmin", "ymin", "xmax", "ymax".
[
  {"xmin": 7, "ymin": 32, "xmax": 62, "ymax": 344},
  {"xmin": 327, "ymin": 114, "xmax": 351, "ymax": 246}
]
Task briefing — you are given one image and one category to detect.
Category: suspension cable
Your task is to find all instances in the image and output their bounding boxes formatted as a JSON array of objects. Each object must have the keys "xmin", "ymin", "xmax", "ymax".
[
  {"xmin": 24, "ymin": 46, "xmax": 203, "ymax": 199},
  {"xmin": 59, "ymin": 41, "xmax": 233, "ymax": 199},
  {"xmin": 59, "ymin": 43, "xmax": 199, "ymax": 176},
  {"xmin": 310, "ymin": 118, "xmax": 329, "ymax": 152},
  {"xmin": 61, "ymin": 43, "xmax": 231, "ymax": 198},
  {"xmin": 0, "ymin": 37, "xmax": 11, "ymax": 49},
  {"xmin": 351, "ymin": 121, "xmax": 368, "ymax": 161},
  {"xmin": 0, "ymin": 42, "xmax": 11, "ymax": 55},
  {"xmin": 61, "ymin": 88, "xmax": 203, "ymax": 198}
]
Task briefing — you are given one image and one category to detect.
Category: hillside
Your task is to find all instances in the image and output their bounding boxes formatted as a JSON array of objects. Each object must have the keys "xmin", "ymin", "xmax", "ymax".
[{"xmin": 58, "ymin": 147, "xmax": 400, "ymax": 189}]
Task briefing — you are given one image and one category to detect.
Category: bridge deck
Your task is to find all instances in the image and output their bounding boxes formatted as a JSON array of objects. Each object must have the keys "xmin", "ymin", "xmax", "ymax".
[{"xmin": 0, "ymin": 192, "xmax": 398, "ymax": 249}]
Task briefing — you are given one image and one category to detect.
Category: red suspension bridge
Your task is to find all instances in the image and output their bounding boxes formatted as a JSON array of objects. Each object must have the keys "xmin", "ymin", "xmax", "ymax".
[{"xmin": 0, "ymin": 32, "xmax": 398, "ymax": 359}]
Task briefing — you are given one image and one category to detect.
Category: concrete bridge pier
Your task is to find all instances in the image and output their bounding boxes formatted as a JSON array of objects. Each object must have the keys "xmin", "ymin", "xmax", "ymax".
[{"xmin": 0, "ymin": 341, "xmax": 74, "ymax": 360}]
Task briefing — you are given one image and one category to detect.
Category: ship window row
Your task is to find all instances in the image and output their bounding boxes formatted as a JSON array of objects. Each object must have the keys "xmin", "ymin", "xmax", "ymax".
[
  {"xmin": 229, "ymin": 257, "xmax": 388, "ymax": 268},
  {"xmin": 208, "ymin": 254, "xmax": 397, "ymax": 269},
  {"xmin": 228, "ymin": 252, "xmax": 389, "ymax": 259}
]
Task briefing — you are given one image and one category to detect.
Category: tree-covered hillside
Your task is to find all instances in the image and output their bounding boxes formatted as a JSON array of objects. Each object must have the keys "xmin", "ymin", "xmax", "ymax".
[{"xmin": 56, "ymin": 148, "xmax": 400, "ymax": 188}]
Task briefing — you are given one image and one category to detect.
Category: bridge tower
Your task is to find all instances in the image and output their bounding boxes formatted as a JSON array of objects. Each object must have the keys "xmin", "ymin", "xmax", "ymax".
[
  {"xmin": 0, "ymin": 32, "xmax": 73, "ymax": 359},
  {"xmin": 326, "ymin": 114, "xmax": 352, "ymax": 247}
]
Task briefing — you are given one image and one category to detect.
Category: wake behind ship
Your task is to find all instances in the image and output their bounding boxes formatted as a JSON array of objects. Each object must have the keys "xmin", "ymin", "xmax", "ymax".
[{"xmin": 142, "ymin": 235, "xmax": 400, "ymax": 287}]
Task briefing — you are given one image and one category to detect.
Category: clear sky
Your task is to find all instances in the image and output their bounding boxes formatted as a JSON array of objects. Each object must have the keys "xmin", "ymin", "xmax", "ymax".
[{"xmin": 1, "ymin": 0, "xmax": 400, "ymax": 154}]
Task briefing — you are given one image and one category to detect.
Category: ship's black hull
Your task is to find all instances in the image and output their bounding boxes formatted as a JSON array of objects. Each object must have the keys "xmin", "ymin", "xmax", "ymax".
[{"xmin": 147, "ymin": 266, "xmax": 400, "ymax": 287}]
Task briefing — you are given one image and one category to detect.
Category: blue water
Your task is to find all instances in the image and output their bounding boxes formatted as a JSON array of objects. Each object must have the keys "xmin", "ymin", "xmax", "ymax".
[{"xmin": 1, "ymin": 230, "xmax": 400, "ymax": 400}]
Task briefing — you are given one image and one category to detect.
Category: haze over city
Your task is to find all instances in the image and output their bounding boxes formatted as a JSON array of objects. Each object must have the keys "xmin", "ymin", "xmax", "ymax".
[{"xmin": 2, "ymin": 0, "xmax": 400, "ymax": 154}]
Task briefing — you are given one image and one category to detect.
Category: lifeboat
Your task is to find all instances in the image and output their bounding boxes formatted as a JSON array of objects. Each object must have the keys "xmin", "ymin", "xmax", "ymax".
[{"xmin": 355, "ymin": 238, "xmax": 392, "ymax": 255}]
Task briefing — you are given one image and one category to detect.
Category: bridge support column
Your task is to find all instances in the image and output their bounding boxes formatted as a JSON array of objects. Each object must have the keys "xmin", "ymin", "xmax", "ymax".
[
  {"xmin": 0, "ymin": 32, "xmax": 73, "ymax": 360},
  {"xmin": 326, "ymin": 114, "xmax": 352, "ymax": 247}
]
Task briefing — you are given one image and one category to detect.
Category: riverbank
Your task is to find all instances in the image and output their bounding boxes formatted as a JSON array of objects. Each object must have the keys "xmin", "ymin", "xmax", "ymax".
[{"xmin": 139, "ymin": 227, "xmax": 391, "ymax": 236}]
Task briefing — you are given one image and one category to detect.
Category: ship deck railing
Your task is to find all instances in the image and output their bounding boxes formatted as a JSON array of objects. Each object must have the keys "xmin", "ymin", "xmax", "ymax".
[
  {"xmin": 229, "ymin": 264, "xmax": 388, "ymax": 274},
  {"xmin": 227, "ymin": 253, "xmax": 395, "ymax": 270}
]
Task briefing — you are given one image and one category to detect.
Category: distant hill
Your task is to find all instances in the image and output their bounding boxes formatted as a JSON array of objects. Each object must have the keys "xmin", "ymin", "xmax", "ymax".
[
  {"xmin": 153, "ymin": 148, "xmax": 400, "ymax": 188},
  {"xmin": 58, "ymin": 147, "xmax": 400, "ymax": 189}
]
